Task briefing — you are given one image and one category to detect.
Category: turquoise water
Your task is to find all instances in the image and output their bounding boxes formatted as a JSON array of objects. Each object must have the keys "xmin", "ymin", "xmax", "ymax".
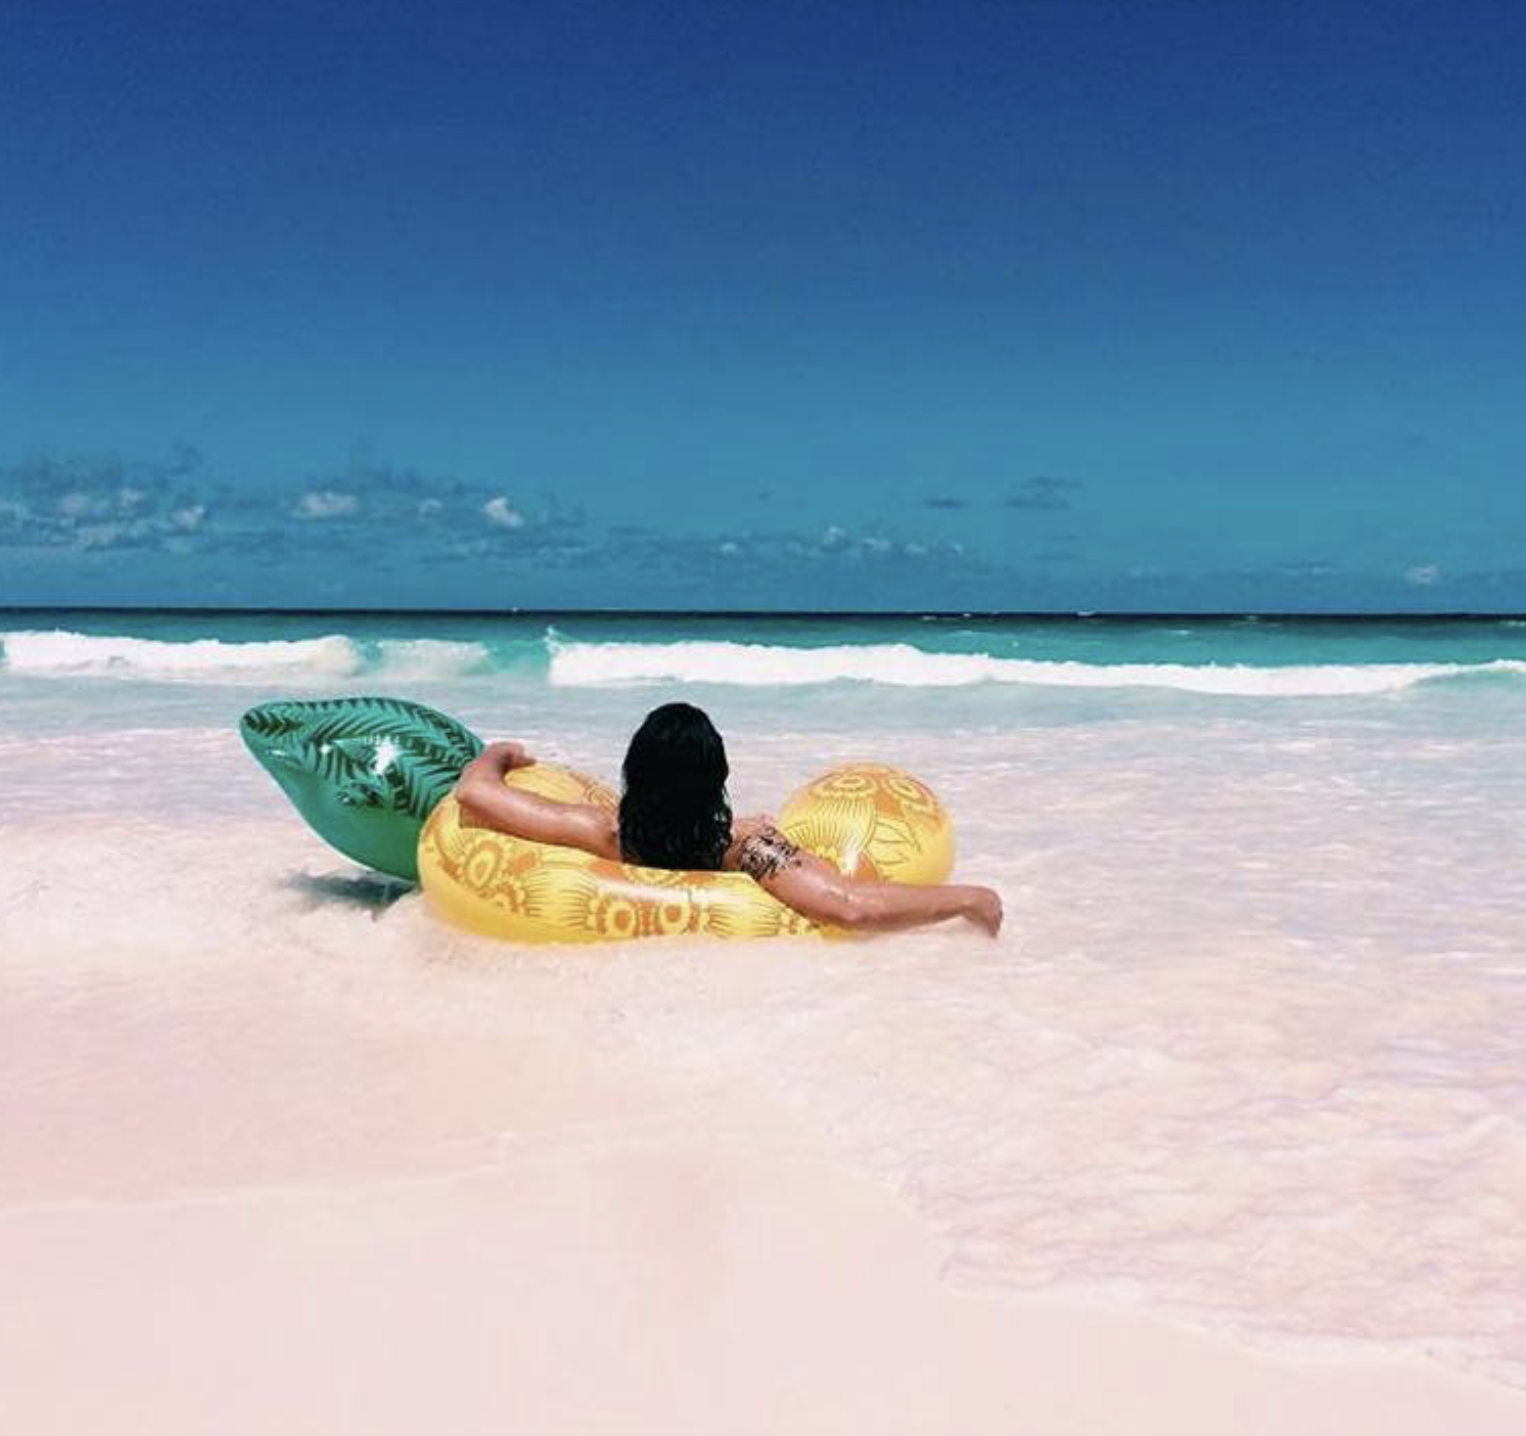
[{"xmin": 5, "ymin": 609, "xmax": 1526, "ymax": 684}]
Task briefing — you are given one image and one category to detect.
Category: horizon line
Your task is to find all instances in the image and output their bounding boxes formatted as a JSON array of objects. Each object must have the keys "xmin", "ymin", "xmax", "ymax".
[{"xmin": 2, "ymin": 605, "xmax": 1524, "ymax": 622}]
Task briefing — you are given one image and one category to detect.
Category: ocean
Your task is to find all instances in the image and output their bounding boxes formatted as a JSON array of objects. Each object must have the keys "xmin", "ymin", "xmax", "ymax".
[{"xmin": 4, "ymin": 609, "xmax": 1526, "ymax": 1389}]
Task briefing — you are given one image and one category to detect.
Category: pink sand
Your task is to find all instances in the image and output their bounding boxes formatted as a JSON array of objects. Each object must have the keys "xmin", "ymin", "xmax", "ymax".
[{"xmin": 5, "ymin": 944, "xmax": 1524, "ymax": 1435}]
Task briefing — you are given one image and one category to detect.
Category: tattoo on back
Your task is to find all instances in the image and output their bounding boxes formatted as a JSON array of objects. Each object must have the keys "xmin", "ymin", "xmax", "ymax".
[{"xmin": 737, "ymin": 827, "xmax": 801, "ymax": 881}]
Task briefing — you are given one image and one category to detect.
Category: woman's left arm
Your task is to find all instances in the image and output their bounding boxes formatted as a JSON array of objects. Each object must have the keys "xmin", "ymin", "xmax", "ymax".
[
  {"xmin": 728, "ymin": 825, "xmax": 1002, "ymax": 936},
  {"xmin": 454, "ymin": 742, "xmax": 619, "ymax": 859}
]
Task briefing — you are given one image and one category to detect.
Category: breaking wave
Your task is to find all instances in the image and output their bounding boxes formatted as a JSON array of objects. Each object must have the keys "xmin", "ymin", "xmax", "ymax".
[
  {"xmin": 0, "ymin": 630, "xmax": 493, "ymax": 683},
  {"xmin": 6, "ymin": 628, "xmax": 1526, "ymax": 697},
  {"xmin": 547, "ymin": 638, "xmax": 1526, "ymax": 696}
]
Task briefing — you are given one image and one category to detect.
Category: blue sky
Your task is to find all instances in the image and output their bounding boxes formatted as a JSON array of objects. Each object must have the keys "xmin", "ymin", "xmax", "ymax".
[{"xmin": 2, "ymin": 0, "xmax": 1522, "ymax": 610}]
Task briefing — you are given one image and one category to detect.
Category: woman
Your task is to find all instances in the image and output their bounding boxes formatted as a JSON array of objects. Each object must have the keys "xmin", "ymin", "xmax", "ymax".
[{"xmin": 454, "ymin": 701, "xmax": 1003, "ymax": 936}]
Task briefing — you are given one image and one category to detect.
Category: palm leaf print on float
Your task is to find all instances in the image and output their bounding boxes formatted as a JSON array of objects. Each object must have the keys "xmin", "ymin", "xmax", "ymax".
[{"xmin": 241, "ymin": 695, "xmax": 483, "ymax": 881}]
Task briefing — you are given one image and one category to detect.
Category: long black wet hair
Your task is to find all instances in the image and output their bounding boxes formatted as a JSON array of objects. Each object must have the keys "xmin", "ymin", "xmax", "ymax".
[{"xmin": 618, "ymin": 702, "xmax": 733, "ymax": 871}]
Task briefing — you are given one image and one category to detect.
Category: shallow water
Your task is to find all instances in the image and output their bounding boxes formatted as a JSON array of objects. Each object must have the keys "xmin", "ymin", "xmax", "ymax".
[{"xmin": 3, "ymin": 612, "xmax": 1525, "ymax": 1388}]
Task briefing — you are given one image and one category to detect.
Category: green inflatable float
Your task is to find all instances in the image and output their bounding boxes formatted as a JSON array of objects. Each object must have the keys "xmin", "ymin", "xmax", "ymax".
[{"xmin": 241, "ymin": 696, "xmax": 482, "ymax": 881}]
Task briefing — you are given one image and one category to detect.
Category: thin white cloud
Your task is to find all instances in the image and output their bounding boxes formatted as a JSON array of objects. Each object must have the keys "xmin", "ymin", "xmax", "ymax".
[
  {"xmin": 294, "ymin": 489, "xmax": 360, "ymax": 520},
  {"xmin": 1405, "ymin": 563, "xmax": 1443, "ymax": 587},
  {"xmin": 483, "ymin": 495, "xmax": 525, "ymax": 530},
  {"xmin": 58, "ymin": 490, "xmax": 110, "ymax": 518}
]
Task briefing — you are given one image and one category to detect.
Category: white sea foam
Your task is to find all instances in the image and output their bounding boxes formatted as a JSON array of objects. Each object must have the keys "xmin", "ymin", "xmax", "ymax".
[
  {"xmin": 10, "ymin": 627, "xmax": 1525, "ymax": 698},
  {"xmin": 0, "ymin": 630, "xmax": 491, "ymax": 683},
  {"xmin": 549, "ymin": 638, "xmax": 1526, "ymax": 696},
  {"xmin": 370, "ymin": 638, "xmax": 492, "ymax": 680},
  {"xmin": 0, "ymin": 629, "xmax": 364, "ymax": 680}
]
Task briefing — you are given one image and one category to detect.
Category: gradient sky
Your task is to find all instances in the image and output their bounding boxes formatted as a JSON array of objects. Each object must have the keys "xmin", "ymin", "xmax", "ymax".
[{"xmin": 2, "ymin": 0, "xmax": 1523, "ymax": 610}]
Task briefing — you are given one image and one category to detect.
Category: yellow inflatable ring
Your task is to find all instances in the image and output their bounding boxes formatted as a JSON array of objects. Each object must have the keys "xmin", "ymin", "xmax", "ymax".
[{"xmin": 416, "ymin": 761, "xmax": 955, "ymax": 944}]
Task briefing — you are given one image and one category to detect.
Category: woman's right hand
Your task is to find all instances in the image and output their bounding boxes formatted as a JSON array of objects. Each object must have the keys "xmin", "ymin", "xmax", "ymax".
[{"xmin": 482, "ymin": 740, "xmax": 534, "ymax": 770}]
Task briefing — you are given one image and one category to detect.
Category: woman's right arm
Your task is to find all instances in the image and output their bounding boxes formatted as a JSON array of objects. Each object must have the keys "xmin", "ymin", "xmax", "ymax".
[
  {"xmin": 454, "ymin": 742, "xmax": 619, "ymax": 859},
  {"xmin": 732, "ymin": 828, "xmax": 1002, "ymax": 936}
]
